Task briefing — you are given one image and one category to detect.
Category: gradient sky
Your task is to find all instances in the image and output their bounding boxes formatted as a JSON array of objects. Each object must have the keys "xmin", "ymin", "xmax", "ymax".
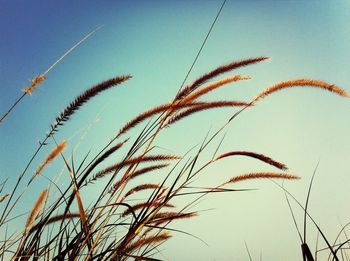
[{"xmin": 1, "ymin": 1, "xmax": 350, "ymax": 260}]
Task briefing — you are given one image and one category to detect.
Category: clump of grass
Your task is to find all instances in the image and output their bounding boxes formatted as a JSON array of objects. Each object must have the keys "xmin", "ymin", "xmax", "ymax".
[
  {"xmin": 1, "ymin": 52, "xmax": 347, "ymax": 260},
  {"xmin": 1, "ymin": 12, "xmax": 349, "ymax": 258}
]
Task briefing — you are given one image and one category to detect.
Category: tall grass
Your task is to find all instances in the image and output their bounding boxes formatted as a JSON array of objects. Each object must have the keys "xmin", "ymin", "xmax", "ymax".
[{"xmin": 0, "ymin": 53, "xmax": 348, "ymax": 260}]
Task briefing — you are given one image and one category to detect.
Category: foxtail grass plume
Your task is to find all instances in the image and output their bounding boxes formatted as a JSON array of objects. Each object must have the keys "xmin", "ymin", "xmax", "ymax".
[
  {"xmin": 151, "ymin": 211, "xmax": 198, "ymax": 223},
  {"xmin": 124, "ymin": 232, "xmax": 171, "ymax": 254},
  {"xmin": 128, "ymin": 164, "xmax": 169, "ymax": 180},
  {"xmin": 123, "ymin": 184, "xmax": 161, "ymax": 199},
  {"xmin": 35, "ymin": 140, "xmax": 67, "ymax": 176},
  {"xmin": 180, "ymin": 75, "xmax": 251, "ymax": 104},
  {"xmin": 25, "ymin": 189, "xmax": 48, "ymax": 235},
  {"xmin": 176, "ymin": 56, "xmax": 269, "ymax": 100},
  {"xmin": 116, "ymin": 103, "xmax": 176, "ymax": 138},
  {"xmin": 0, "ymin": 193, "xmax": 9, "ymax": 203},
  {"xmin": 54, "ymin": 75, "xmax": 131, "ymax": 129},
  {"xmin": 254, "ymin": 79, "xmax": 349, "ymax": 102},
  {"xmin": 226, "ymin": 172, "xmax": 300, "ymax": 185},
  {"xmin": 83, "ymin": 139, "xmax": 128, "ymax": 180},
  {"xmin": 30, "ymin": 213, "xmax": 80, "ymax": 232},
  {"xmin": 95, "ymin": 154, "xmax": 181, "ymax": 180},
  {"xmin": 23, "ymin": 75, "xmax": 46, "ymax": 95},
  {"xmin": 108, "ymin": 164, "xmax": 169, "ymax": 193},
  {"xmin": 116, "ymin": 101, "xmax": 204, "ymax": 138},
  {"xmin": 142, "ymin": 212, "xmax": 198, "ymax": 236},
  {"xmin": 165, "ymin": 101, "xmax": 250, "ymax": 126},
  {"xmin": 214, "ymin": 151, "xmax": 288, "ymax": 170},
  {"xmin": 122, "ymin": 202, "xmax": 175, "ymax": 217}
]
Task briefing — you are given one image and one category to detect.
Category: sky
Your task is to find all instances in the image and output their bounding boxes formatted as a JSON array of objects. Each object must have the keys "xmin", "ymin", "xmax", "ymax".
[{"xmin": 1, "ymin": 0, "xmax": 350, "ymax": 260}]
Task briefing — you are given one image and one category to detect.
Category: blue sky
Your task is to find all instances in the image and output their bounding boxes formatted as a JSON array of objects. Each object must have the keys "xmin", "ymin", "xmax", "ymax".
[{"xmin": 1, "ymin": 1, "xmax": 350, "ymax": 260}]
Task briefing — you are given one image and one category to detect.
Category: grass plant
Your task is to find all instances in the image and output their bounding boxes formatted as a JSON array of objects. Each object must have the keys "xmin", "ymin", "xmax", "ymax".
[
  {"xmin": 0, "ymin": 55, "xmax": 348, "ymax": 260},
  {"xmin": 1, "ymin": 2, "xmax": 349, "ymax": 259}
]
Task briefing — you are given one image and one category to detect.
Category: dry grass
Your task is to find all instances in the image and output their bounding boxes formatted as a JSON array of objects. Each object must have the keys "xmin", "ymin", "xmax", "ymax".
[
  {"xmin": 254, "ymin": 79, "xmax": 349, "ymax": 102},
  {"xmin": 225, "ymin": 172, "xmax": 300, "ymax": 184},
  {"xmin": 0, "ymin": 45, "xmax": 348, "ymax": 261},
  {"xmin": 24, "ymin": 189, "xmax": 48, "ymax": 236},
  {"xmin": 35, "ymin": 140, "xmax": 67, "ymax": 177}
]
